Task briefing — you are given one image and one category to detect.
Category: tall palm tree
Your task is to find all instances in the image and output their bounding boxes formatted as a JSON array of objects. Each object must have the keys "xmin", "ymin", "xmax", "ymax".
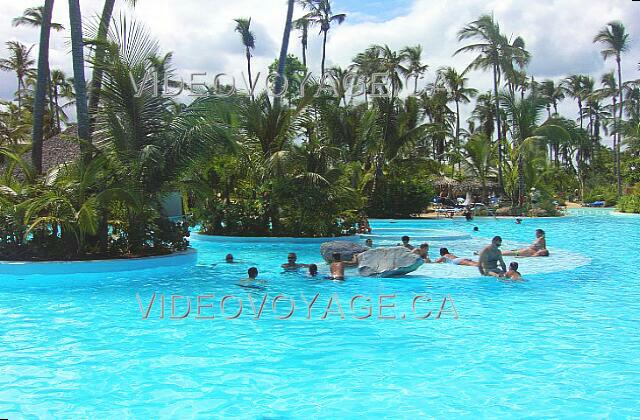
[
  {"xmin": 88, "ymin": 0, "xmax": 138, "ymax": 134},
  {"xmin": 274, "ymin": 0, "xmax": 296, "ymax": 106},
  {"xmin": 594, "ymin": 21, "xmax": 629, "ymax": 195},
  {"xmin": 293, "ymin": 15, "xmax": 311, "ymax": 68},
  {"xmin": 539, "ymin": 79, "xmax": 564, "ymax": 117},
  {"xmin": 440, "ymin": 66, "xmax": 477, "ymax": 169},
  {"xmin": 297, "ymin": 0, "xmax": 346, "ymax": 76},
  {"xmin": 371, "ymin": 44, "xmax": 408, "ymax": 100},
  {"xmin": 50, "ymin": 69, "xmax": 73, "ymax": 132},
  {"xmin": 13, "ymin": 5, "xmax": 66, "ymax": 138},
  {"xmin": 456, "ymin": 14, "xmax": 512, "ymax": 190},
  {"xmin": 234, "ymin": 18, "xmax": 256, "ymax": 95},
  {"xmin": 30, "ymin": 0, "xmax": 55, "ymax": 174},
  {"xmin": 0, "ymin": 41, "xmax": 35, "ymax": 117},
  {"xmin": 351, "ymin": 46, "xmax": 381, "ymax": 105},
  {"xmin": 401, "ymin": 45, "xmax": 428, "ymax": 94},
  {"xmin": 562, "ymin": 75, "xmax": 588, "ymax": 129},
  {"xmin": 68, "ymin": 0, "xmax": 91, "ymax": 160}
]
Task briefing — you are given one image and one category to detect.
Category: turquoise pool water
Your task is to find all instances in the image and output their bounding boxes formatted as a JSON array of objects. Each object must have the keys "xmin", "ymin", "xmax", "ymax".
[{"xmin": 1, "ymin": 209, "xmax": 639, "ymax": 417}]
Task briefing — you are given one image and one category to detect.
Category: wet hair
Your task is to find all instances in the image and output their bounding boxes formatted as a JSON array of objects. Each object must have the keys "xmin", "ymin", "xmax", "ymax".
[
  {"xmin": 308, "ymin": 264, "xmax": 318, "ymax": 275},
  {"xmin": 439, "ymin": 247, "xmax": 450, "ymax": 256},
  {"xmin": 473, "ymin": 227, "xmax": 479, "ymax": 232},
  {"xmin": 492, "ymin": 236, "xmax": 502, "ymax": 243},
  {"xmin": 509, "ymin": 262, "xmax": 519, "ymax": 271},
  {"xmin": 287, "ymin": 253, "xmax": 297, "ymax": 259},
  {"xmin": 332, "ymin": 252, "xmax": 341, "ymax": 261},
  {"xmin": 225, "ymin": 254, "xmax": 234, "ymax": 262},
  {"xmin": 365, "ymin": 239, "xmax": 373, "ymax": 247},
  {"xmin": 401, "ymin": 235, "xmax": 410, "ymax": 242},
  {"xmin": 248, "ymin": 267, "xmax": 258, "ymax": 278},
  {"xmin": 538, "ymin": 249, "xmax": 550, "ymax": 257},
  {"xmin": 420, "ymin": 243, "xmax": 429, "ymax": 249},
  {"xmin": 536, "ymin": 229, "xmax": 545, "ymax": 237}
]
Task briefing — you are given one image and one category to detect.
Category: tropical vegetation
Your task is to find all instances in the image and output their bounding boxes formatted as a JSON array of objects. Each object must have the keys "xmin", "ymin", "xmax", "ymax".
[{"xmin": 1, "ymin": 1, "xmax": 639, "ymax": 261}]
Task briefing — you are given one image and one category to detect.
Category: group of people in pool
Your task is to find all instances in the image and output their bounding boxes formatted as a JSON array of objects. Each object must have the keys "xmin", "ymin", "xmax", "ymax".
[
  {"xmin": 233, "ymin": 228, "xmax": 548, "ymax": 284},
  {"xmin": 401, "ymin": 229, "xmax": 549, "ymax": 280}
]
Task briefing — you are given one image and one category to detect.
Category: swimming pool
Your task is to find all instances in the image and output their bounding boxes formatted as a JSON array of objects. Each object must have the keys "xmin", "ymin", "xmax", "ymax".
[{"xmin": 1, "ymin": 209, "xmax": 639, "ymax": 417}]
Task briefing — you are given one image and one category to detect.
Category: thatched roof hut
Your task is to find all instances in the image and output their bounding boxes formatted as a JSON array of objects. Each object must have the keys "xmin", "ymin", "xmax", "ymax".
[{"xmin": 27, "ymin": 126, "xmax": 81, "ymax": 172}]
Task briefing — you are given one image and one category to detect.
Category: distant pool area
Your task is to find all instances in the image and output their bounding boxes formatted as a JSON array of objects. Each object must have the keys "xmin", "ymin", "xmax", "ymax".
[{"xmin": 1, "ymin": 209, "xmax": 639, "ymax": 417}]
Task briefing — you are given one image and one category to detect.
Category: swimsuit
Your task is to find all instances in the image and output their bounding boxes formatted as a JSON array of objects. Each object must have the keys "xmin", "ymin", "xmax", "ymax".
[{"xmin": 446, "ymin": 256, "xmax": 465, "ymax": 265}]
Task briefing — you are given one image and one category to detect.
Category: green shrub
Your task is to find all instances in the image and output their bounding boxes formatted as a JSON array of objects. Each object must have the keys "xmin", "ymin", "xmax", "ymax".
[
  {"xmin": 617, "ymin": 194, "xmax": 640, "ymax": 213},
  {"xmin": 367, "ymin": 178, "xmax": 435, "ymax": 218},
  {"xmin": 583, "ymin": 187, "xmax": 619, "ymax": 206}
]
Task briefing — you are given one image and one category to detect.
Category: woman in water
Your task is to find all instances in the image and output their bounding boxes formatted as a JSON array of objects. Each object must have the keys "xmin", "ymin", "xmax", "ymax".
[
  {"xmin": 502, "ymin": 229, "xmax": 548, "ymax": 257},
  {"xmin": 435, "ymin": 248, "xmax": 479, "ymax": 267}
]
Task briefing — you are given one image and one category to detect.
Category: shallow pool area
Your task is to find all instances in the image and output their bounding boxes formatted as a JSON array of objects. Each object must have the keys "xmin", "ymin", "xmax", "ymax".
[{"xmin": 1, "ymin": 209, "xmax": 639, "ymax": 417}]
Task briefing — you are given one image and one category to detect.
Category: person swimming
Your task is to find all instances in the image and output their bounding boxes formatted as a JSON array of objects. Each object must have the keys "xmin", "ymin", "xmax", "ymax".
[
  {"xmin": 308, "ymin": 264, "xmax": 318, "ymax": 277},
  {"xmin": 412, "ymin": 243, "xmax": 432, "ymax": 263},
  {"xmin": 281, "ymin": 253, "xmax": 310, "ymax": 270},
  {"xmin": 239, "ymin": 267, "xmax": 265, "ymax": 287},
  {"xmin": 365, "ymin": 238, "xmax": 373, "ymax": 248},
  {"xmin": 435, "ymin": 248, "xmax": 479, "ymax": 267},
  {"xmin": 505, "ymin": 262, "xmax": 523, "ymax": 280},
  {"xmin": 225, "ymin": 254, "xmax": 234, "ymax": 263},
  {"xmin": 329, "ymin": 252, "xmax": 346, "ymax": 281},
  {"xmin": 399, "ymin": 235, "xmax": 415, "ymax": 250},
  {"xmin": 502, "ymin": 229, "xmax": 549, "ymax": 257},
  {"xmin": 478, "ymin": 236, "xmax": 507, "ymax": 277}
]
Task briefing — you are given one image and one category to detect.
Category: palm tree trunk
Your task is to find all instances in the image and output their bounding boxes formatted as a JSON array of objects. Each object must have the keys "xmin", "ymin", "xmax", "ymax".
[
  {"xmin": 616, "ymin": 57, "xmax": 623, "ymax": 195},
  {"xmin": 68, "ymin": 0, "xmax": 91, "ymax": 160},
  {"xmin": 274, "ymin": 0, "xmax": 295, "ymax": 107},
  {"xmin": 301, "ymin": 41, "xmax": 307, "ymax": 68},
  {"xmin": 246, "ymin": 48, "xmax": 253, "ymax": 97},
  {"xmin": 455, "ymin": 99, "xmax": 461, "ymax": 172},
  {"xmin": 16, "ymin": 77, "xmax": 22, "ymax": 119},
  {"xmin": 492, "ymin": 64, "xmax": 503, "ymax": 191},
  {"xmin": 31, "ymin": 0, "xmax": 54, "ymax": 174},
  {"xmin": 47, "ymin": 72, "xmax": 57, "ymax": 134},
  {"xmin": 88, "ymin": 0, "xmax": 116, "ymax": 135},
  {"xmin": 321, "ymin": 30, "xmax": 328, "ymax": 76},
  {"xmin": 54, "ymin": 86, "xmax": 61, "ymax": 132}
]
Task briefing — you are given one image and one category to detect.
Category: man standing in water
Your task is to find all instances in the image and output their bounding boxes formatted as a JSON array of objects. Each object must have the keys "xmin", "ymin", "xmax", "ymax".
[{"xmin": 478, "ymin": 236, "xmax": 507, "ymax": 277}]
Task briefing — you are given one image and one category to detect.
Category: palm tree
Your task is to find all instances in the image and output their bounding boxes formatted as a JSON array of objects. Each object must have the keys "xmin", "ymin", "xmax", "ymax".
[
  {"xmin": 50, "ymin": 69, "xmax": 74, "ymax": 132},
  {"xmin": 88, "ymin": 0, "xmax": 138, "ymax": 134},
  {"xmin": 30, "ymin": 0, "xmax": 55, "ymax": 174},
  {"xmin": 294, "ymin": 16, "xmax": 311, "ymax": 68},
  {"xmin": 371, "ymin": 44, "xmax": 408, "ymax": 99},
  {"xmin": 562, "ymin": 74, "xmax": 588, "ymax": 129},
  {"xmin": 463, "ymin": 133, "xmax": 496, "ymax": 200},
  {"xmin": 297, "ymin": 0, "xmax": 346, "ymax": 76},
  {"xmin": 68, "ymin": 0, "xmax": 91, "ymax": 160},
  {"xmin": 456, "ymin": 14, "xmax": 509, "ymax": 189},
  {"xmin": 440, "ymin": 66, "xmax": 477, "ymax": 169},
  {"xmin": 539, "ymin": 80, "xmax": 565, "ymax": 117},
  {"xmin": 275, "ymin": 0, "xmax": 296, "ymax": 106},
  {"xmin": 594, "ymin": 21, "xmax": 629, "ymax": 195},
  {"xmin": 401, "ymin": 45, "xmax": 428, "ymax": 94},
  {"xmin": 234, "ymin": 18, "xmax": 256, "ymax": 95},
  {"xmin": 0, "ymin": 41, "xmax": 35, "ymax": 117},
  {"xmin": 13, "ymin": 5, "xmax": 66, "ymax": 139},
  {"xmin": 351, "ymin": 46, "xmax": 381, "ymax": 105},
  {"xmin": 623, "ymin": 80, "xmax": 640, "ymax": 120},
  {"xmin": 12, "ymin": 6, "xmax": 64, "ymax": 30}
]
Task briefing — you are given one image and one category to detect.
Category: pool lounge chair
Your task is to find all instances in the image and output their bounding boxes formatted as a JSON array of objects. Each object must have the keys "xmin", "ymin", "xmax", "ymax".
[{"xmin": 585, "ymin": 200, "xmax": 606, "ymax": 207}]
